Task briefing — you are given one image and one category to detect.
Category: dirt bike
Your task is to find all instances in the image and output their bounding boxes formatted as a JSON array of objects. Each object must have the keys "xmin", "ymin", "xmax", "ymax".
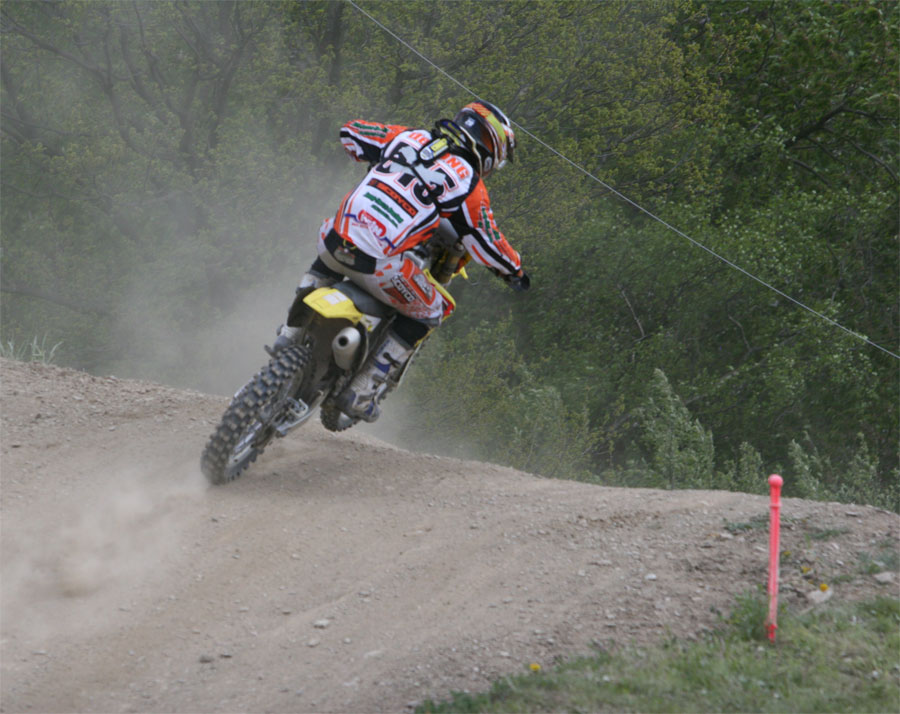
[{"xmin": 200, "ymin": 223, "xmax": 470, "ymax": 485}]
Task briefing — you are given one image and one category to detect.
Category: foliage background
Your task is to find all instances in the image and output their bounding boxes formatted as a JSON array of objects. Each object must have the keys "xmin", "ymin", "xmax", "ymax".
[{"xmin": 2, "ymin": 0, "xmax": 897, "ymax": 508}]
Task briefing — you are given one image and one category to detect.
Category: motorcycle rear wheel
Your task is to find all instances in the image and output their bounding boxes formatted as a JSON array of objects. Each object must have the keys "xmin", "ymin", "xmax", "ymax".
[
  {"xmin": 320, "ymin": 402, "xmax": 359, "ymax": 432},
  {"xmin": 201, "ymin": 345, "xmax": 311, "ymax": 484}
]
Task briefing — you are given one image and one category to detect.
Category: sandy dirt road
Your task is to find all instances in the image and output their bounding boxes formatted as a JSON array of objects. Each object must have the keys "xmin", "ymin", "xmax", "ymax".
[{"xmin": 1, "ymin": 358, "xmax": 897, "ymax": 713}]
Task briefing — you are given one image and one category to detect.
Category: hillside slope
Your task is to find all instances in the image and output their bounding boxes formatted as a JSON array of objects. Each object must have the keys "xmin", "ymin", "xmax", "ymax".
[{"xmin": 1, "ymin": 359, "xmax": 896, "ymax": 713}]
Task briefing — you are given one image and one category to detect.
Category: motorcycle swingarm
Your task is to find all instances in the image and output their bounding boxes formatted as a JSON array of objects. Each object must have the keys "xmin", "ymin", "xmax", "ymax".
[{"xmin": 273, "ymin": 389, "xmax": 326, "ymax": 437}]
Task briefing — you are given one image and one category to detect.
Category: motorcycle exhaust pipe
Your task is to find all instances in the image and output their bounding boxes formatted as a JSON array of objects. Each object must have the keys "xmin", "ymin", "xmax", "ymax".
[{"xmin": 332, "ymin": 327, "xmax": 362, "ymax": 370}]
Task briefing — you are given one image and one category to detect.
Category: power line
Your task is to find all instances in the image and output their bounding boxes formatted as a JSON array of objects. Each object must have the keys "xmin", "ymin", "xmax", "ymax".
[{"xmin": 346, "ymin": 0, "xmax": 899, "ymax": 361}]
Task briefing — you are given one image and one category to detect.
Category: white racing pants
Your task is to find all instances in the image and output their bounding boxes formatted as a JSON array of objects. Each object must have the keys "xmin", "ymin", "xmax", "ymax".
[{"xmin": 313, "ymin": 219, "xmax": 455, "ymax": 328}]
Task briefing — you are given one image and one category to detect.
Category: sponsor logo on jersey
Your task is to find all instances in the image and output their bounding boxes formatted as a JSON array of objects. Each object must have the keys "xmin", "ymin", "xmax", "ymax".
[
  {"xmin": 363, "ymin": 191, "xmax": 403, "ymax": 227},
  {"xmin": 480, "ymin": 206, "xmax": 502, "ymax": 243},
  {"xmin": 349, "ymin": 121, "xmax": 389, "ymax": 138},
  {"xmin": 407, "ymin": 131, "xmax": 430, "ymax": 146},
  {"xmin": 441, "ymin": 155, "xmax": 470, "ymax": 180},
  {"xmin": 357, "ymin": 210, "xmax": 387, "ymax": 238},
  {"xmin": 367, "ymin": 178, "xmax": 417, "ymax": 217}
]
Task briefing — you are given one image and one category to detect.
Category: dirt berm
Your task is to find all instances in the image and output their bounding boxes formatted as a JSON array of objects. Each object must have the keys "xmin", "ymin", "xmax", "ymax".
[{"xmin": 1, "ymin": 358, "xmax": 897, "ymax": 713}]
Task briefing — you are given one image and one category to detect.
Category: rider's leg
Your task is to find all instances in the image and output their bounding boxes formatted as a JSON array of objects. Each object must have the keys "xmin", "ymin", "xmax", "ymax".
[
  {"xmin": 285, "ymin": 217, "xmax": 346, "ymax": 330},
  {"xmin": 272, "ymin": 258, "xmax": 344, "ymax": 354},
  {"xmin": 336, "ymin": 253, "xmax": 457, "ymax": 420},
  {"xmin": 313, "ymin": 243, "xmax": 454, "ymax": 421},
  {"xmin": 298, "ymin": 258, "xmax": 342, "ymax": 290},
  {"xmin": 274, "ymin": 218, "xmax": 369, "ymax": 355},
  {"xmin": 337, "ymin": 315, "xmax": 429, "ymax": 422}
]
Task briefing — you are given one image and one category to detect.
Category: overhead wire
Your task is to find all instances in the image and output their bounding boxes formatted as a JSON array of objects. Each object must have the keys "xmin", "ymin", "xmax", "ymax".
[{"xmin": 346, "ymin": 0, "xmax": 899, "ymax": 361}]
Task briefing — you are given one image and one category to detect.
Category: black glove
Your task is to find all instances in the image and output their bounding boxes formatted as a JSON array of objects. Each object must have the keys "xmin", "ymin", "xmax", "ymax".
[{"xmin": 504, "ymin": 271, "xmax": 530, "ymax": 292}]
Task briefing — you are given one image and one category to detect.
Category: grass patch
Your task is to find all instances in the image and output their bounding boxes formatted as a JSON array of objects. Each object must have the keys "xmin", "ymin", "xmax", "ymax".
[
  {"xmin": 856, "ymin": 540, "xmax": 900, "ymax": 575},
  {"xmin": 722, "ymin": 514, "xmax": 769, "ymax": 535},
  {"xmin": 807, "ymin": 527, "xmax": 852, "ymax": 541},
  {"xmin": 0, "ymin": 334, "xmax": 63, "ymax": 364},
  {"xmin": 418, "ymin": 595, "xmax": 900, "ymax": 713},
  {"xmin": 858, "ymin": 547, "xmax": 900, "ymax": 575}
]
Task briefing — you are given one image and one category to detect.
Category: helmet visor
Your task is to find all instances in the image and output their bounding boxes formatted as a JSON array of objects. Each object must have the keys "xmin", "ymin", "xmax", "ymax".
[{"xmin": 462, "ymin": 102, "xmax": 514, "ymax": 169}]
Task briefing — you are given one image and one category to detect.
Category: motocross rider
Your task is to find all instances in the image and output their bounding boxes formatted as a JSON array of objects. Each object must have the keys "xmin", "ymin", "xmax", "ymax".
[{"xmin": 278, "ymin": 100, "xmax": 529, "ymax": 422}]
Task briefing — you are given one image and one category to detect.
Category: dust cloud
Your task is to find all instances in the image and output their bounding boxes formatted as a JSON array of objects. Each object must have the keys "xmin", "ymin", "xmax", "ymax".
[
  {"xmin": 108, "ymin": 203, "xmax": 334, "ymax": 396},
  {"xmin": 1, "ymin": 458, "xmax": 206, "ymax": 648}
]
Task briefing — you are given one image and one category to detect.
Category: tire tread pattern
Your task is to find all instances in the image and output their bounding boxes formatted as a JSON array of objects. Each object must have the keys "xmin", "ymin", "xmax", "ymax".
[
  {"xmin": 201, "ymin": 346, "xmax": 309, "ymax": 484},
  {"xmin": 320, "ymin": 403, "xmax": 356, "ymax": 432}
]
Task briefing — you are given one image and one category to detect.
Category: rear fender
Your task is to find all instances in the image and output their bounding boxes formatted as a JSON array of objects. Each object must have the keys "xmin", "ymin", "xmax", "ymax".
[
  {"xmin": 303, "ymin": 287, "xmax": 366, "ymax": 323},
  {"xmin": 303, "ymin": 285, "xmax": 398, "ymax": 376}
]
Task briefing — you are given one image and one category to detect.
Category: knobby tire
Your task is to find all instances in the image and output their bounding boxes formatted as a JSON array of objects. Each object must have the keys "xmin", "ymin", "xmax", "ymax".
[
  {"xmin": 201, "ymin": 346, "xmax": 310, "ymax": 485},
  {"xmin": 320, "ymin": 403, "xmax": 357, "ymax": 432}
]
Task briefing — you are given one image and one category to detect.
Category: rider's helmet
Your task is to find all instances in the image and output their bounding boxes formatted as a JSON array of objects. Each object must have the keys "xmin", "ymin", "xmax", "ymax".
[{"xmin": 450, "ymin": 100, "xmax": 516, "ymax": 178}]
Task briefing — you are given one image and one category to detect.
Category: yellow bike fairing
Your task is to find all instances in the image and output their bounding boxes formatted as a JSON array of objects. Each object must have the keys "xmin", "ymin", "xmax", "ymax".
[{"xmin": 303, "ymin": 288, "xmax": 365, "ymax": 324}]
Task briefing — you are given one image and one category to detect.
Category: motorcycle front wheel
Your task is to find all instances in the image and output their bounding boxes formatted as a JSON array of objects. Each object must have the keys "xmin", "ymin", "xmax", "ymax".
[{"xmin": 201, "ymin": 345, "xmax": 312, "ymax": 484}]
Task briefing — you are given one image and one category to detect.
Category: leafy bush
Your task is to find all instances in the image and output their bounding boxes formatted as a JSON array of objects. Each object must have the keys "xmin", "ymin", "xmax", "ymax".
[
  {"xmin": 396, "ymin": 317, "xmax": 598, "ymax": 479},
  {"xmin": 788, "ymin": 432, "xmax": 899, "ymax": 512},
  {"xmin": 636, "ymin": 369, "xmax": 715, "ymax": 489},
  {"xmin": 726, "ymin": 588, "xmax": 771, "ymax": 642},
  {"xmin": 719, "ymin": 442, "xmax": 767, "ymax": 495}
]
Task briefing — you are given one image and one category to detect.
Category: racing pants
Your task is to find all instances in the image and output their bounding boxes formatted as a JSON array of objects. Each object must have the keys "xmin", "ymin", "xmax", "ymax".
[{"xmin": 310, "ymin": 219, "xmax": 455, "ymax": 346}]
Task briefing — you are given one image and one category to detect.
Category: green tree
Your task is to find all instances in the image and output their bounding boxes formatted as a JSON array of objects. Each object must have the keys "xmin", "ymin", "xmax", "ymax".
[{"xmin": 1, "ymin": 1, "xmax": 896, "ymax": 509}]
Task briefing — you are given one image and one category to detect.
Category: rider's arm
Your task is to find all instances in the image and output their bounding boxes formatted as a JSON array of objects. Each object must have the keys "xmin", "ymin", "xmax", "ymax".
[
  {"xmin": 447, "ymin": 180, "xmax": 522, "ymax": 277},
  {"xmin": 340, "ymin": 120, "xmax": 410, "ymax": 164}
]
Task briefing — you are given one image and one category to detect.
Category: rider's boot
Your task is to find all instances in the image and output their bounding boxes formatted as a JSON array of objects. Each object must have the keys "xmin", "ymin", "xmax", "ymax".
[{"xmin": 337, "ymin": 331, "xmax": 414, "ymax": 423}]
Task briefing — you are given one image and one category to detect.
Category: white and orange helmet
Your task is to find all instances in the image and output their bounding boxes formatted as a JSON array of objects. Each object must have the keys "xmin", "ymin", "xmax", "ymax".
[{"xmin": 452, "ymin": 100, "xmax": 516, "ymax": 177}]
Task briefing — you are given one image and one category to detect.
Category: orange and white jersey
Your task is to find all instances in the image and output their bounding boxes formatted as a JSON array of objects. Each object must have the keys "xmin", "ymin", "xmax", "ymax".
[
  {"xmin": 335, "ymin": 120, "xmax": 522, "ymax": 277},
  {"xmin": 340, "ymin": 120, "xmax": 408, "ymax": 163}
]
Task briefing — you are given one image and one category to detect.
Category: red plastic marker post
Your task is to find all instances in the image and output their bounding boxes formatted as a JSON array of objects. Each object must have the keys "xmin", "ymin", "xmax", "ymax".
[{"xmin": 766, "ymin": 474, "xmax": 784, "ymax": 642}]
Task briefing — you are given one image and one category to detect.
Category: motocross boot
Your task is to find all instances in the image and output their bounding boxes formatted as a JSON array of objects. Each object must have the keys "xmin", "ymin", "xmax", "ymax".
[{"xmin": 337, "ymin": 332, "xmax": 414, "ymax": 423}]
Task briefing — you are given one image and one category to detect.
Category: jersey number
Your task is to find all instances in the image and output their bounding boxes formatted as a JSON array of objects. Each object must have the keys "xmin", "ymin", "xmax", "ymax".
[{"xmin": 375, "ymin": 155, "xmax": 456, "ymax": 205}]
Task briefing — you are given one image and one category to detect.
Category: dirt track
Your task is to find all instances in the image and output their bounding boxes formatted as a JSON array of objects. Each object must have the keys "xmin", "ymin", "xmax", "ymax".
[{"xmin": 1, "ymin": 358, "xmax": 897, "ymax": 713}]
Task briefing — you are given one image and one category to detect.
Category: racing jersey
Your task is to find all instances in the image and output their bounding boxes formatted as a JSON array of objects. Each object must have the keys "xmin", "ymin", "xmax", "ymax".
[{"xmin": 334, "ymin": 119, "xmax": 522, "ymax": 277}]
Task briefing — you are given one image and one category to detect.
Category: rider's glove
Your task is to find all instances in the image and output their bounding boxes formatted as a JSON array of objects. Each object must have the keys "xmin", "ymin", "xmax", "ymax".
[{"xmin": 504, "ymin": 270, "xmax": 530, "ymax": 292}]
